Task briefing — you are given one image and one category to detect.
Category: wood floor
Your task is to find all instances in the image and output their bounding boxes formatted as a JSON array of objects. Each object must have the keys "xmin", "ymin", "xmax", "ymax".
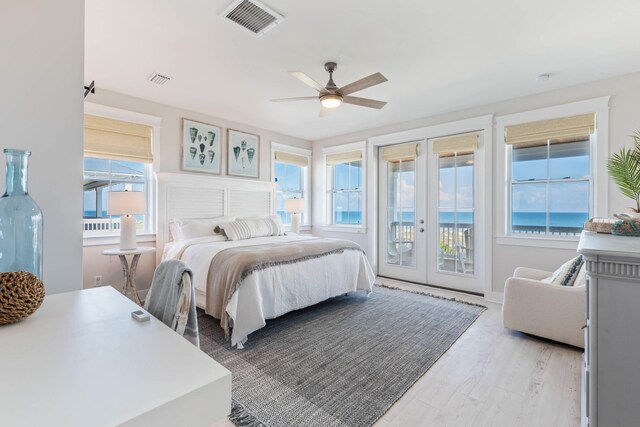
[{"xmin": 212, "ymin": 277, "xmax": 583, "ymax": 427}]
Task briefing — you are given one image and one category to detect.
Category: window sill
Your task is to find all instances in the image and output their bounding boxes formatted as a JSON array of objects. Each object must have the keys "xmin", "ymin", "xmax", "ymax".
[
  {"xmin": 83, "ymin": 233, "xmax": 157, "ymax": 247},
  {"xmin": 322, "ymin": 226, "xmax": 367, "ymax": 234},
  {"xmin": 283, "ymin": 225, "xmax": 311, "ymax": 232},
  {"xmin": 495, "ymin": 235, "xmax": 579, "ymax": 250}
]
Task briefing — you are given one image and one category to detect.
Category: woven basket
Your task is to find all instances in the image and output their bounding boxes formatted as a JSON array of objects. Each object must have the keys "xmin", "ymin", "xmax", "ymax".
[{"xmin": 0, "ymin": 271, "xmax": 45, "ymax": 325}]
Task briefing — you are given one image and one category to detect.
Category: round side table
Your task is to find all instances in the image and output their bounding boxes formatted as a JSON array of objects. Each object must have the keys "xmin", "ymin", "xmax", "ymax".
[{"xmin": 102, "ymin": 247, "xmax": 156, "ymax": 305}]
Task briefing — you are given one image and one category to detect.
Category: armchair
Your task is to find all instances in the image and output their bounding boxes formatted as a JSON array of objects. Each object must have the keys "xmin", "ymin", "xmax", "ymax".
[{"xmin": 502, "ymin": 266, "xmax": 586, "ymax": 348}]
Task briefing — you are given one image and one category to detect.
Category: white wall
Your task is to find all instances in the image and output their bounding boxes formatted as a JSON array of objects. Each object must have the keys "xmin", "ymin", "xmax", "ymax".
[
  {"xmin": 312, "ymin": 71, "xmax": 640, "ymax": 299},
  {"xmin": 83, "ymin": 89, "xmax": 311, "ymax": 291},
  {"xmin": 0, "ymin": 0, "xmax": 84, "ymax": 294}
]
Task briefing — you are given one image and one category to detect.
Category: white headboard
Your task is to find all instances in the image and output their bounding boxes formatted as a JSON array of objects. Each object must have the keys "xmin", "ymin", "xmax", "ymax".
[{"xmin": 156, "ymin": 173, "xmax": 276, "ymax": 263}]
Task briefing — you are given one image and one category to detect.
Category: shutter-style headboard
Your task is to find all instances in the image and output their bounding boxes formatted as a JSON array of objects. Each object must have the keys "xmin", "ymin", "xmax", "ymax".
[{"xmin": 156, "ymin": 173, "xmax": 276, "ymax": 263}]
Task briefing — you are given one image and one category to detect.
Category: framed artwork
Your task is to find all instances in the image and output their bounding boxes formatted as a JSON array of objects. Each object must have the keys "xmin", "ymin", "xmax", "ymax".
[
  {"xmin": 182, "ymin": 119, "xmax": 222, "ymax": 174},
  {"xmin": 227, "ymin": 129, "xmax": 260, "ymax": 178}
]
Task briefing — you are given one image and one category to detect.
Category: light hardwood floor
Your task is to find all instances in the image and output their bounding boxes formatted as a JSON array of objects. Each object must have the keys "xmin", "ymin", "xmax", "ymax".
[{"xmin": 213, "ymin": 277, "xmax": 582, "ymax": 427}]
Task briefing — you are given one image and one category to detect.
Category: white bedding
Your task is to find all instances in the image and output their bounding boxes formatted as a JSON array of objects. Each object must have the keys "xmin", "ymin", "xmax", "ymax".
[{"xmin": 163, "ymin": 234, "xmax": 375, "ymax": 347}]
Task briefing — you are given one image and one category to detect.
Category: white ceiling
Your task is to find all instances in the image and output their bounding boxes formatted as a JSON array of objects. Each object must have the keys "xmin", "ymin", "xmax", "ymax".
[{"xmin": 85, "ymin": 0, "xmax": 640, "ymax": 141}]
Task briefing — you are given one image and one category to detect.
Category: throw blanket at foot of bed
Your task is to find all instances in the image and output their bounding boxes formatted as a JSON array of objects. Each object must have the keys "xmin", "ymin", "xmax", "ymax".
[{"xmin": 206, "ymin": 238, "xmax": 367, "ymax": 345}]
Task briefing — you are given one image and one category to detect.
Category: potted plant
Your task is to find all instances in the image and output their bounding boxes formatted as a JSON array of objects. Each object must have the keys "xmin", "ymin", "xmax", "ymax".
[{"xmin": 607, "ymin": 131, "xmax": 640, "ymax": 218}]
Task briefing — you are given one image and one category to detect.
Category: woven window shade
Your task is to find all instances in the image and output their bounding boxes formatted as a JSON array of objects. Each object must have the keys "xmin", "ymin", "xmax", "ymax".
[
  {"xmin": 84, "ymin": 114, "xmax": 153, "ymax": 163},
  {"xmin": 325, "ymin": 150, "xmax": 362, "ymax": 166},
  {"xmin": 380, "ymin": 143, "xmax": 418, "ymax": 162},
  {"xmin": 274, "ymin": 151, "xmax": 309, "ymax": 167},
  {"xmin": 505, "ymin": 113, "xmax": 595, "ymax": 147},
  {"xmin": 432, "ymin": 133, "xmax": 478, "ymax": 155}
]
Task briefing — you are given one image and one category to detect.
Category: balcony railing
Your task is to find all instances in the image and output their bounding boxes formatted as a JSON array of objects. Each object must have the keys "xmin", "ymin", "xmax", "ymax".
[
  {"xmin": 83, "ymin": 217, "xmax": 121, "ymax": 233},
  {"xmin": 511, "ymin": 225, "xmax": 582, "ymax": 236}
]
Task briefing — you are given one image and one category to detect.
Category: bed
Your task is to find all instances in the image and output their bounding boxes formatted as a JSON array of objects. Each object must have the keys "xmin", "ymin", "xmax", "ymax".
[{"xmin": 157, "ymin": 173, "xmax": 375, "ymax": 348}]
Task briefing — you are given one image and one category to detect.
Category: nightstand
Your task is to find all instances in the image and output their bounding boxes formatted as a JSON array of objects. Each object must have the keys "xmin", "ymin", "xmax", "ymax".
[{"xmin": 102, "ymin": 247, "xmax": 156, "ymax": 305}]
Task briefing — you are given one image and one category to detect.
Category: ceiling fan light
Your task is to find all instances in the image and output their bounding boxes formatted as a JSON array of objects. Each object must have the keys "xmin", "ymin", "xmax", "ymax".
[{"xmin": 320, "ymin": 94, "xmax": 343, "ymax": 109}]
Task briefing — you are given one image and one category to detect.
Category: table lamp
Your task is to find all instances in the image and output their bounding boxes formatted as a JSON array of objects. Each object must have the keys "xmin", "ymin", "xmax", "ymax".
[
  {"xmin": 108, "ymin": 190, "xmax": 146, "ymax": 250},
  {"xmin": 284, "ymin": 198, "xmax": 305, "ymax": 234}
]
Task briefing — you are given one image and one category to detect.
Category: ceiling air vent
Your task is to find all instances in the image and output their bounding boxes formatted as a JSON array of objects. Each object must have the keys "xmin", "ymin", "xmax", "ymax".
[
  {"xmin": 148, "ymin": 72, "xmax": 171, "ymax": 85},
  {"xmin": 221, "ymin": 0, "xmax": 284, "ymax": 37}
]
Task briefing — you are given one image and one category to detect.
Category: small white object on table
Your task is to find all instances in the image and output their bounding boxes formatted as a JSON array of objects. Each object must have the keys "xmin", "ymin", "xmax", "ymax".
[
  {"xmin": 102, "ymin": 246, "xmax": 156, "ymax": 305},
  {"xmin": 0, "ymin": 286, "xmax": 231, "ymax": 427}
]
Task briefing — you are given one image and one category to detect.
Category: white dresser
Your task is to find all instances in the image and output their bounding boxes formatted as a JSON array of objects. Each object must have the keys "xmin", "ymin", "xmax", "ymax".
[{"xmin": 578, "ymin": 231, "xmax": 640, "ymax": 427}]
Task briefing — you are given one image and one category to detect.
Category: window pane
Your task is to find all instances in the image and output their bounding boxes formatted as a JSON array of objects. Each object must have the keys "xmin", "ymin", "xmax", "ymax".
[
  {"xmin": 549, "ymin": 140, "xmax": 589, "ymax": 179},
  {"xmin": 512, "ymin": 144, "xmax": 547, "ymax": 181},
  {"xmin": 334, "ymin": 163, "xmax": 349, "ymax": 190},
  {"xmin": 438, "ymin": 153, "xmax": 474, "ymax": 275},
  {"xmin": 348, "ymin": 191, "xmax": 362, "ymax": 224},
  {"xmin": 274, "ymin": 162, "xmax": 286, "ymax": 186},
  {"xmin": 386, "ymin": 159, "xmax": 415, "ymax": 267},
  {"xmin": 350, "ymin": 161, "xmax": 362, "ymax": 189},
  {"xmin": 511, "ymin": 182, "xmax": 547, "ymax": 234},
  {"xmin": 549, "ymin": 182, "xmax": 589, "ymax": 235},
  {"xmin": 333, "ymin": 192, "xmax": 349, "ymax": 224},
  {"xmin": 456, "ymin": 153, "xmax": 474, "ymax": 210}
]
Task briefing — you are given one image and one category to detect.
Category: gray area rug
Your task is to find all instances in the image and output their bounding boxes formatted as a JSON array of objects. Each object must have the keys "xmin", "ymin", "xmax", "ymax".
[{"xmin": 198, "ymin": 284, "xmax": 486, "ymax": 427}]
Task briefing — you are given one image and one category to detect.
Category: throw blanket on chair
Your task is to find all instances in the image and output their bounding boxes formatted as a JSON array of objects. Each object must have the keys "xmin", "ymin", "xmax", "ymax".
[
  {"xmin": 205, "ymin": 238, "xmax": 365, "ymax": 341},
  {"xmin": 145, "ymin": 259, "xmax": 200, "ymax": 347}
]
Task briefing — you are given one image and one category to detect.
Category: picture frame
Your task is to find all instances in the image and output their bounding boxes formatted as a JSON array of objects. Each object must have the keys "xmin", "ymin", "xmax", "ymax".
[
  {"xmin": 181, "ymin": 119, "xmax": 222, "ymax": 174},
  {"xmin": 227, "ymin": 129, "xmax": 260, "ymax": 178}
]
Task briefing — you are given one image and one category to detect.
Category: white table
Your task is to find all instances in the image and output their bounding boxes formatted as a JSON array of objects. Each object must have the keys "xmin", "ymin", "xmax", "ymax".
[
  {"xmin": 0, "ymin": 286, "xmax": 231, "ymax": 427},
  {"xmin": 102, "ymin": 247, "xmax": 156, "ymax": 305}
]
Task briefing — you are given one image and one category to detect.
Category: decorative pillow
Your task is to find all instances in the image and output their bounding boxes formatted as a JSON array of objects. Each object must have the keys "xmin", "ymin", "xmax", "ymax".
[
  {"xmin": 574, "ymin": 263, "xmax": 587, "ymax": 287},
  {"xmin": 223, "ymin": 216, "xmax": 284, "ymax": 241},
  {"xmin": 169, "ymin": 216, "xmax": 236, "ymax": 241},
  {"xmin": 541, "ymin": 255, "xmax": 584, "ymax": 287}
]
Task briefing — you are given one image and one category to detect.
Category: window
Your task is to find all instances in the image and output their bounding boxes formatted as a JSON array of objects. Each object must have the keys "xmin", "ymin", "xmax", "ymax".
[
  {"xmin": 324, "ymin": 144, "xmax": 365, "ymax": 228},
  {"xmin": 506, "ymin": 113, "xmax": 594, "ymax": 237},
  {"xmin": 83, "ymin": 114, "xmax": 154, "ymax": 236},
  {"xmin": 83, "ymin": 158, "xmax": 152, "ymax": 235},
  {"xmin": 272, "ymin": 145, "xmax": 310, "ymax": 226}
]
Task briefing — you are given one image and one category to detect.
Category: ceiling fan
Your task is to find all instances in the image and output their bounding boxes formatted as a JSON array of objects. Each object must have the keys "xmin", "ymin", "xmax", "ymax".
[{"xmin": 271, "ymin": 62, "xmax": 388, "ymax": 117}]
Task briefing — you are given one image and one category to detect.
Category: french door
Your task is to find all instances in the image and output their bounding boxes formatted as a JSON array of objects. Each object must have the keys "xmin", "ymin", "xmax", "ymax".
[
  {"xmin": 377, "ymin": 141, "xmax": 427, "ymax": 283},
  {"xmin": 377, "ymin": 133, "xmax": 485, "ymax": 294}
]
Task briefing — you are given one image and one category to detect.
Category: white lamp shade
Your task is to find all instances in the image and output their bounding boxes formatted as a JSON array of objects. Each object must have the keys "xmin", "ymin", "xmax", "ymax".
[
  {"xmin": 284, "ymin": 198, "xmax": 305, "ymax": 214},
  {"xmin": 109, "ymin": 191, "xmax": 146, "ymax": 215}
]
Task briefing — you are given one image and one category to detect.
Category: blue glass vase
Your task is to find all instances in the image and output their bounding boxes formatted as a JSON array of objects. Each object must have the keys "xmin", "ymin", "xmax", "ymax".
[{"xmin": 0, "ymin": 149, "xmax": 43, "ymax": 279}]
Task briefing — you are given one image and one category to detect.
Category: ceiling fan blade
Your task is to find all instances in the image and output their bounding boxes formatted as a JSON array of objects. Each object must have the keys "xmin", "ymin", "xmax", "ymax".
[
  {"xmin": 270, "ymin": 96, "xmax": 318, "ymax": 102},
  {"xmin": 319, "ymin": 106, "xmax": 333, "ymax": 118},
  {"xmin": 289, "ymin": 71, "xmax": 326, "ymax": 93},
  {"xmin": 342, "ymin": 96, "xmax": 387, "ymax": 109},
  {"xmin": 339, "ymin": 72, "xmax": 387, "ymax": 96}
]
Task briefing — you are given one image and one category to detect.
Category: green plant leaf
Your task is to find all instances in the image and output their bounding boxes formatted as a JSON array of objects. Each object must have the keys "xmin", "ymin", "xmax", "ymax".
[{"xmin": 607, "ymin": 140, "xmax": 640, "ymax": 211}]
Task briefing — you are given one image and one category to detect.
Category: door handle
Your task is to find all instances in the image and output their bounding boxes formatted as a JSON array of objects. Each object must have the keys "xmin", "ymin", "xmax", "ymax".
[
  {"xmin": 420, "ymin": 228, "xmax": 425, "ymax": 232},
  {"xmin": 419, "ymin": 219, "xmax": 425, "ymax": 224}
]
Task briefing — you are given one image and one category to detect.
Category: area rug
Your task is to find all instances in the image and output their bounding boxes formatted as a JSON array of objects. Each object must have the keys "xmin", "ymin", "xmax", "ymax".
[{"xmin": 198, "ymin": 284, "xmax": 486, "ymax": 427}]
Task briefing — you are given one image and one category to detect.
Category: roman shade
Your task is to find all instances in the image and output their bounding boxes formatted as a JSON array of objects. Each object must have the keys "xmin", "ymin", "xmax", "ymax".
[
  {"xmin": 325, "ymin": 150, "xmax": 362, "ymax": 166},
  {"xmin": 380, "ymin": 143, "xmax": 418, "ymax": 162},
  {"xmin": 274, "ymin": 151, "xmax": 309, "ymax": 167},
  {"xmin": 432, "ymin": 133, "xmax": 478, "ymax": 155},
  {"xmin": 84, "ymin": 114, "xmax": 154, "ymax": 163},
  {"xmin": 505, "ymin": 113, "xmax": 595, "ymax": 147}
]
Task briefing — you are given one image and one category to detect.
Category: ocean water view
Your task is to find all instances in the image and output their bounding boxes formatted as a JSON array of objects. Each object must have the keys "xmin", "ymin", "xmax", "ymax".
[
  {"xmin": 274, "ymin": 211, "xmax": 589, "ymax": 229},
  {"xmin": 87, "ymin": 209, "xmax": 588, "ymax": 230}
]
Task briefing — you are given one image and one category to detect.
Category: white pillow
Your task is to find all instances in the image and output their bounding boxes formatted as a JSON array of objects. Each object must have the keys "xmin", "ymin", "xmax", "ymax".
[
  {"xmin": 223, "ymin": 216, "xmax": 284, "ymax": 241},
  {"xmin": 169, "ymin": 216, "xmax": 236, "ymax": 241},
  {"xmin": 541, "ymin": 255, "xmax": 584, "ymax": 287}
]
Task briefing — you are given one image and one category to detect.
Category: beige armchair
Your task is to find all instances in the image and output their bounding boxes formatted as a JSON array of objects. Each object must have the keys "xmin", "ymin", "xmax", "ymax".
[{"xmin": 502, "ymin": 266, "xmax": 586, "ymax": 348}]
